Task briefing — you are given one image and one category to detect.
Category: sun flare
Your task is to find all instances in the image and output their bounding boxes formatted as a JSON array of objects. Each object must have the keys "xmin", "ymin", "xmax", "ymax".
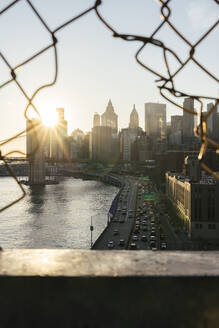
[{"xmin": 40, "ymin": 107, "xmax": 58, "ymax": 127}]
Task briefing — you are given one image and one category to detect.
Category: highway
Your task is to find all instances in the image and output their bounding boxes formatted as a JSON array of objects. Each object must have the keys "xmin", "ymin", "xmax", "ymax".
[{"xmin": 92, "ymin": 176, "xmax": 181, "ymax": 251}]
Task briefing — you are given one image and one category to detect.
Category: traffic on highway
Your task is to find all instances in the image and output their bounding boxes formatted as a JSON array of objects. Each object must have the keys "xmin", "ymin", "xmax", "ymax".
[{"xmin": 93, "ymin": 176, "xmax": 170, "ymax": 251}]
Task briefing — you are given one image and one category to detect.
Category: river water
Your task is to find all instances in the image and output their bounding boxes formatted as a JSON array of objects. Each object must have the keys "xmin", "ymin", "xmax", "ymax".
[{"xmin": 0, "ymin": 177, "xmax": 118, "ymax": 249}]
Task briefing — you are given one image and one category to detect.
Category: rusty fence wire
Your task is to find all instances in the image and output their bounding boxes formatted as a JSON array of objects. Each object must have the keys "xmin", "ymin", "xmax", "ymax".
[{"xmin": 0, "ymin": 0, "xmax": 219, "ymax": 212}]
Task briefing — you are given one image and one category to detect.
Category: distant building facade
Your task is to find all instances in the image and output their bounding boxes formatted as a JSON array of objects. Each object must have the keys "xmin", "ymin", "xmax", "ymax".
[
  {"xmin": 90, "ymin": 100, "xmax": 119, "ymax": 162},
  {"xmin": 101, "ymin": 100, "xmax": 118, "ymax": 133},
  {"xmin": 50, "ymin": 108, "xmax": 69, "ymax": 161},
  {"xmin": 120, "ymin": 105, "xmax": 142, "ymax": 161},
  {"xmin": 91, "ymin": 126, "xmax": 114, "ymax": 162},
  {"xmin": 145, "ymin": 103, "xmax": 167, "ymax": 142},
  {"xmin": 129, "ymin": 104, "xmax": 139, "ymax": 129},
  {"xmin": 166, "ymin": 155, "xmax": 219, "ymax": 241},
  {"xmin": 26, "ymin": 118, "xmax": 46, "ymax": 184},
  {"xmin": 166, "ymin": 172, "xmax": 219, "ymax": 240},
  {"xmin": 182, "ymin": 98, "xmax": 195, "ymax": 142},
  {"xmin": 120, "ymin": 128, "xmax": 140, "ymax": 161},
  {"xmin": 93, "ymin": 113, "xmax": 100, "ymax": 128}
]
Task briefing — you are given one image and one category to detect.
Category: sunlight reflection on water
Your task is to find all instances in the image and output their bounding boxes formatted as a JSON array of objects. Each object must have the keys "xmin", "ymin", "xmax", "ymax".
[{"xmin": 0, "ymin": 177, "xmax": 118, "ymax": 249}]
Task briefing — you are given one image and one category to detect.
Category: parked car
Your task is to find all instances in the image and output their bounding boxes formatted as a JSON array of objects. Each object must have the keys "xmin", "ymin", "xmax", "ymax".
[
  {"xmin": 150, "ymin": 241, "xmax": 157, "ymax": 249},
  {"xmin": 119, "ymin": 239, "xmax": 125, "ymax": 246},
  {"xmin": 161, "ymin": 242, "xmax": 167, "ymax": 250},
  {"xmin": 130, "ymin": 242, "xmax": 137, "ymax": 249},
  {"xmin": 107, "ymin": 241, "xmax": 114, "ymax": 249}
]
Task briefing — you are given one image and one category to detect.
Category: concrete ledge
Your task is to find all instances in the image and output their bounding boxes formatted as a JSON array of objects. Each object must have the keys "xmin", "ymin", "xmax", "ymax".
[
  {"xmin": 1, "ymin": 250, "xmax": 219, "ymax": 328},
  {"xmin": 1, "ymin": 249, "xmax": 219, "ymax": 276}
]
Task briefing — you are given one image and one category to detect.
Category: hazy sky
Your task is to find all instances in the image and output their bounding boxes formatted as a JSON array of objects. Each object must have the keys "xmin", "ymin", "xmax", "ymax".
[{"xmin": 0, "ymin": 0, "xmax": 218, "ymax": 154}]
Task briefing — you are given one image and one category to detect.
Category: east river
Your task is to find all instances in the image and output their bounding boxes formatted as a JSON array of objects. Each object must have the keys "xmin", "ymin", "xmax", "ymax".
[{"xmin": 0, "ymin": 177, "xmax": 118, "ymax": 249}]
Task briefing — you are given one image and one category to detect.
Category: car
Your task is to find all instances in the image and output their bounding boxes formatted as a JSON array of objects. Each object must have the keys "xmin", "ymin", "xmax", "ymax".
[
  {"xmin": 113, "ymin": 229, "xmax": 119, "ymax": 235},
  {"xmin": 150, "ymin": 241, "xmax": 156, "ymax": 249},
  {"xmin": 150, "ymin": 236, "xmax": 156, "ymax": 241},
  {"xmin": 161, "ymin": 242, "xmax": 167, "ymax": 250},
  {"xmin": 130, "ymin": 242, "xmax": 137, "ymax": 249},
  {"xmin": 142, "ymin": 226, "xmax": 147, "ymax": 231},
  {"xmin": 141, "ymin": 235, "xmax": 147, "ymax": 241},
  {"xmin": 107, "ymin": 241, "xmax": 114, "ymax": 249},
  {"xmin": 132, "ymin": 235, "xmax": 138, "ymax": 241},
  {"xmin": 136, "ymin": 220, "xmax": 140, "ymax": 225},
  {"xmin": 119, "ymin": 239, "xmax": 125, "ymax": 246}
]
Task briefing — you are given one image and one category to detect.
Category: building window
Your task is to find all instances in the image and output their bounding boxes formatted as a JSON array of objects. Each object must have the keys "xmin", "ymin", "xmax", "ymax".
[
  {"xmin": 209, "ymin": 224, "xmax": 216, "ymax": 230},
  {"xmin": 195, "ymin": 224, "xmax": 203, "ymax": 229}
]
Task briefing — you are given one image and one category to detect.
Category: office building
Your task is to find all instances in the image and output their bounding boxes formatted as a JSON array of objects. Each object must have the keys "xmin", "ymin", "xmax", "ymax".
[
  {"xmin": 93, "ymin": 113, "xmax": 100, "ymax": 128},
  {"xmin": 26, "ymin": 118, "xmax": 46, "ymax": 184},
  {"xmin": 182, "ymin": 98, "xmax": 195, "ymax": 141},
  {"xmin": 129, "ymin": 104, "xmax": 139, "ymax": 129},
  {"xmin": 50, "ymin": 108, "xmax": 68, "ymax": 161},
  {"xmin": 120, "ymin": 128, "xmax": 142, "ymax": 161},
  {"xmin": 101, "ymin": 99, "xmax": 118, "ymax": 133},
  {"xmin": 145, "ymin": 103, "xmax": 166, "ymax": 142},
  {"xmin": 26, "ymin": 118, "xmax": 49, "ymax": 159},
  {"xmin": 169, "ymin": 115, "xmax": 183, "ymax": 145},
  {"xmin": 91, "ymin": 126, "xmax": 114, "ymax": 162},
  {"xmin": 166, "ymin": 156, "xmax": 219, "ymax": 241},
  {"xmin": 171, "ymin": 115, "xmax": 183, "ymax": 133}
]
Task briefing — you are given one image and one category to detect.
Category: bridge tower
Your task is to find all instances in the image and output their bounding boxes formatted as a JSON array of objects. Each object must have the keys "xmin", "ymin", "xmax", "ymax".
[{"xmin": 26, "ymin": 119, "xmax": 47, "ymax": 185}]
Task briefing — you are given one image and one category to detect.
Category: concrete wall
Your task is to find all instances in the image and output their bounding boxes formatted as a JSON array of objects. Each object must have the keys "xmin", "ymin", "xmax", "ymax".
[{"xmin": 1, "ymin": 250, "xmax": 219, "ymax": 327}]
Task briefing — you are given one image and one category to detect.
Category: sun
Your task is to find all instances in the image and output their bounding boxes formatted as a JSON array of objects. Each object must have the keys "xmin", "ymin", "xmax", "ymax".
[{"xmin": 40, "ymin": 108, "xmax": 58, "ymax": 127}]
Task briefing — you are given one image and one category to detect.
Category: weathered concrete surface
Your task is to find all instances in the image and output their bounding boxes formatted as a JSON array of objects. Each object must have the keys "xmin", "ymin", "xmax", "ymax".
[
  {"xmin": 1, "ymin": 250, "xmax": 219, "ymax": 328},
  {"xmin": 1, "ymin": 249, "xmax": 219, "ymax": 276}
]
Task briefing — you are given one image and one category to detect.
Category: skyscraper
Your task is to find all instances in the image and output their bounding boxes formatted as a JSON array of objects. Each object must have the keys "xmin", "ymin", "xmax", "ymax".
[
  {"xmin": 129, "ymin": 104, "xmax": 139, "ymax": 129},
  {"xmin": 206, "ymin": 102, "xmax": 219, "ymax": 140},
  {"xmin": 171, "ymin": 115, "xmax": 183, "ymax": 133},
  {"xmin": 101, "ymin": 99, "xmax": 118, "ymax": 133},
  {"xmin": 51, "ymin": 108, "xmax": 68, "ymax": 160},
  {"xmin": 206, "ymin": 103, "xmax": 214, "ymax": 133},
  {"xmin": 93, "ymin": 112, "xmax": 100, "ymax": 128},
  {"xmin": 26, "ymin": 118, "xmax": 46, "ymax": 184},
  {"xmin": 144, "ymin": 103, "xmax": 166, "ymax": 142},
  {"xmin": 91, "ymin": 126, "xmax": 114, "ymax": 162},
  {"xmin": 182, "ymin": 98, "xmax": 195, "ymax": 141},
  {"xmin": 56, "ymin": 108, "xmax": 67, "ymax": 136}
]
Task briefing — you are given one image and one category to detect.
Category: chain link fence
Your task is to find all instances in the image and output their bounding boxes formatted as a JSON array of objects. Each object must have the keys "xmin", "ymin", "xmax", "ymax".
[{"xmin": 0, "ymin": 0, "xmax": 218, "ymax": 212}]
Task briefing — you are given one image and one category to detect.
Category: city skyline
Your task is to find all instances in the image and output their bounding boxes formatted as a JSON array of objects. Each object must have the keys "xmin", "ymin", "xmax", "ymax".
[{"xmin": 1, "ymin": 0, "xmax": 218, "ymax": 155}]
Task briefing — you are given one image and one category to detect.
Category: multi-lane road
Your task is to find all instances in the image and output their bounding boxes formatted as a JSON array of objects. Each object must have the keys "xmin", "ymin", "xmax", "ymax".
[{"xmin": 93, "ymin": 177, "xmax": 180, "ymax": 250}]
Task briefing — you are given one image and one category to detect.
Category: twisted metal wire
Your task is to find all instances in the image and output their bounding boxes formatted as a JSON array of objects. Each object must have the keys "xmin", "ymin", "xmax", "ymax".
[
  {"xmin": 0, "ymin": 0, "xmax": 218, "ymax": 213},
  {"xmin": 95, "ymin": 0, "xmax": 219, "ymax": 178}
]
